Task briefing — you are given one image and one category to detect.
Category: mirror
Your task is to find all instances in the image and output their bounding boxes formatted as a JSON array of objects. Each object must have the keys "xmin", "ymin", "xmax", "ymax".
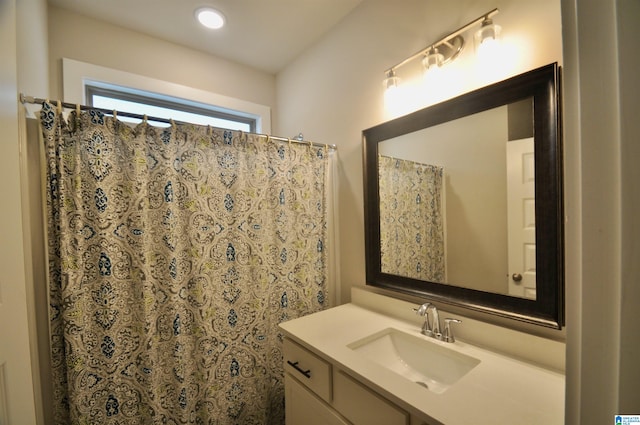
[{"xmin": 363, "ymin": 63, "xmax": 563, "ymax": 329}]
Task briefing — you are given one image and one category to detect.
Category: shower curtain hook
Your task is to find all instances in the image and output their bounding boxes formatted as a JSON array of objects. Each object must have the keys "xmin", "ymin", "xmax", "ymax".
[
  {"xmin": 143, "ymin": 114, "xmax": 148, "ymax": 123},
  {"xmin": 113, "ymin": 109, "xmax": 118, "ymax": 120},
  {"xmin": 74, "ymin": 103, "xmax": 82, "ymax": 130},
  {"xmin": 55, "ymin": 100, "xmax": 62, "ymax": 114}
]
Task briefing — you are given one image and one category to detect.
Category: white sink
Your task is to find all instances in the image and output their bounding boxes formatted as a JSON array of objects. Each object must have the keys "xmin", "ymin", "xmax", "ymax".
[{"xmin": 347, "ymin": 328, "xmax": 480, "ymax": 394}]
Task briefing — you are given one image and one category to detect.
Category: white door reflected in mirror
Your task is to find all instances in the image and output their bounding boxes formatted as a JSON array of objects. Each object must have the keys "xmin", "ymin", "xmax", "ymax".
[{"xmin": 506, "ymin": 137, "xmax": 536, "ymax": 299}]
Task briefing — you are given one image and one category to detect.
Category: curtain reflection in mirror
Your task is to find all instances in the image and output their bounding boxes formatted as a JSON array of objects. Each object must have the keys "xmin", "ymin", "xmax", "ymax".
[{"xmin": 378, "ymin": 155, "xmax": 446, "ymax": 282}]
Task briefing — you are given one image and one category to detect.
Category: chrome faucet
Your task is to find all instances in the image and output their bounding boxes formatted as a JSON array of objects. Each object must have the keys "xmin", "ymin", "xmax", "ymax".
[
  {"xmin": 415, "ymin": 302, "xmax": 440, "ymax": 338},
  {"xmin": 415, "ymin": 303, "xmax": 461, "ymax": 343},
  {"xmin": 415, "ymin": 303, "xmax": 432, "ymax": 336},
  {"xmin": 426, "ymin": 304, "xmax": 441, "ymax": 337}
]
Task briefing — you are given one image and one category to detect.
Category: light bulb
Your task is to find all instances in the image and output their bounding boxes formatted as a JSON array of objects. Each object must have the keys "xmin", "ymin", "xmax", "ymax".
[
  {"xmin": 422, "ymin": 47, "xmax": 444, "ymax": 71},
  {"xmin": 383, "ymin": 70, "xmax": 400, "ymax": 90},
  {"xmin": 383, "ymin": 69, "xmax": 401, "ymax": 104},
  {"xmin": 383, "ymin": 70, "xmax": 408, "ymax": 117},
  {"xmin": 474, "ymin": 18, "xmax": 501, "ymax": 56}
]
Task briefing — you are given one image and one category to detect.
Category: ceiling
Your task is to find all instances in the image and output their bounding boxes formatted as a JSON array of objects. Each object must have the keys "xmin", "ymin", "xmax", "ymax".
[{"xmin": 48, "ymin": 0, "xmax": 363, "ymax": 74}]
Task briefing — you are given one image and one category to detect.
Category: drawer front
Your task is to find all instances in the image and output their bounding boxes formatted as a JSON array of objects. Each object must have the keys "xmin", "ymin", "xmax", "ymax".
[
  {"xmin": 283, "ymin": 338, "xmax": 332, "ymax": 402},
  {"xmin": 333, "ymin": 369, "xmax": 409, "ymax": 425}
]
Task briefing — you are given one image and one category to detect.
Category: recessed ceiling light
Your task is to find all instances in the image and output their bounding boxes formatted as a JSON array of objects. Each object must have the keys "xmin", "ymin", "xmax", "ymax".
[{"xmin": 195, "ymin": 7, "xmax": 225, "ymax": 30}]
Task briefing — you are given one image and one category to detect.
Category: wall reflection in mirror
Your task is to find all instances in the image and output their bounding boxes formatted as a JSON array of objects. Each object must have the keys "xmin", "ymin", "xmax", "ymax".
[{"xmin": 378, "ymin": 98, "xmax": 535, "ymax": 300}]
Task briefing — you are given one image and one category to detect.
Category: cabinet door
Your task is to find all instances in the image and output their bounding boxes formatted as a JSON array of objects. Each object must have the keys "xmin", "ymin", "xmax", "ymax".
[
  {"xmin": 285, "ymin": 373, "xmax": 349, "ymax": 425},
  {"xmin": 333, "ymin": 370, "xmax": 409, "ymax": 425}
]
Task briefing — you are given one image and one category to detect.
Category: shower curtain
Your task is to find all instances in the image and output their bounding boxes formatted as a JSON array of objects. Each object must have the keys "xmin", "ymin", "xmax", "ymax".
[
  {"xmin": 40, "ymin": 102, "xmax": 331, "ymax": 424},
  {"xmin": 378, "ymin": 155, "xmax": 445, "ymax": 282}
]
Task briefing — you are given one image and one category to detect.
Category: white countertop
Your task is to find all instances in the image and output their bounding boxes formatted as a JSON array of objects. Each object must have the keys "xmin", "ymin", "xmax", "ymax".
[{"xmin": 279, "ymin": 303, "xmax": 565, "ymax": 425}]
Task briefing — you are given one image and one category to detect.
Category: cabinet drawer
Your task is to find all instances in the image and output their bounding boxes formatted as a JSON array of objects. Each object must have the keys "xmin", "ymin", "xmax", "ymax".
[
  {"xmin": 333, "ymin": 369, "xmax": 409, "ymax": 425},
  {"xmin": 283, "ymin": 338, "xmax": 332, "ymax": 402}
]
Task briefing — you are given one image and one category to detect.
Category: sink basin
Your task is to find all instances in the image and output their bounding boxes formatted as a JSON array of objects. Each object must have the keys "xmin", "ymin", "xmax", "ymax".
[{"xmin": 347, "ymin": 328, "xmax": 480, "ymax": 394}]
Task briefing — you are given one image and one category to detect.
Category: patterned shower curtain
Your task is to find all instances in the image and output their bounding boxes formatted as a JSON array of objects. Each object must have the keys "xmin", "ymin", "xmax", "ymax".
[
  {"xmin": 378, "ymin": 155, "xmax": 445, "ymax": 283},
  {"xmin": 40, "ymin": 102, "xmax": 330, "ymax": 424}
]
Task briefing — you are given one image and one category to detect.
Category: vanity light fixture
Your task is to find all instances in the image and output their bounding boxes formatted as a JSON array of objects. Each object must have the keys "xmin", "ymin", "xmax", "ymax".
[
  {"xmin": 383, "ymin": 8, "xmax": 499, "ymax": 94},
  {"xmin": 195, "ymin": 7, "xmax": 226, "ymax": 30}
]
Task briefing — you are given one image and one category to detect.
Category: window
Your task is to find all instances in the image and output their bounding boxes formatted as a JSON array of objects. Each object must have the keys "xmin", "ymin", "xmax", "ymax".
[
  {"xmin": 62, "ymin": 58, "xmax": 271, "ymax": 133},
  {"xmin": 86, "ymin": 85, "xmax": 255, "ymax": 131}
]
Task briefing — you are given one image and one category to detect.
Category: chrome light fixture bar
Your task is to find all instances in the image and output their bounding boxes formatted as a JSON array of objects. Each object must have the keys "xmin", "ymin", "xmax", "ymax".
[{"xmin": 383, "ymin": 8, "xmax": 499, "ymax": 83}]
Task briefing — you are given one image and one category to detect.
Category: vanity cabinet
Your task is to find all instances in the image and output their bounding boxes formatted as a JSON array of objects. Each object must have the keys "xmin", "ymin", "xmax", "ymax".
[
  {"xmin": 280, "ymin": 299, "xmax": 565, "ymax": 425},
  {"xmin": 283, "ymin": 338, "xmax": 430, "ymax": 425}
]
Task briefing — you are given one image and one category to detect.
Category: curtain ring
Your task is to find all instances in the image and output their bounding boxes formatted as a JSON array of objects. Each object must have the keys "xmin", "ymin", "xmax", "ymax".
[
  {"xmin": 170, "ymin": 118, "xmax": 175, "ymax": 127},
  {"xmin": 143, "ymin": 114, "xmax": 148, "ymax": 123},
  {"xmin": 56, "ymin": 100, "xmax": 62, "ymax": 114},
  {"xmin": 112, "ymin": 110, "xmax": 118, "ymax": 120}
]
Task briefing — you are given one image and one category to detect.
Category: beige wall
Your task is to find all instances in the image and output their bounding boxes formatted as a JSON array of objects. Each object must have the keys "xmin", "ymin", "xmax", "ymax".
[
  {"xmin": 0, "ymin": 2, "xmax": 37, "ymax": 422},
  {"xmin": 276, "ymin": 0, "xmax": 562, "ymax": 304},
  {"xmin": 0, "ymin": 0, "xmax": 49, "ymax": 423},
  {"xmin": 47, "ymin": 5, "xmax": 277, "ymax": 122}
]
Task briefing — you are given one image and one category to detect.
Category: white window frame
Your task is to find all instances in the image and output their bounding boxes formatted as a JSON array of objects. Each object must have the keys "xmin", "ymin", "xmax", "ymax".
[{"xmin": 62, "ymin": 58, "xmax": 271, "ymax": 133}]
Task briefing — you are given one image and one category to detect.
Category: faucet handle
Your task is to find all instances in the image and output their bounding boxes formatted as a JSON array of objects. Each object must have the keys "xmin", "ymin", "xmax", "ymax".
[{"xmin": 443, "ymin": 318, "xmax": 462, "ymax": 343}]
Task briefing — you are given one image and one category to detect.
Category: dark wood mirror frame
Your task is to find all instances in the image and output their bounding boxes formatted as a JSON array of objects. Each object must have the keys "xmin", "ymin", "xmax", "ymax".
[{"xmin": 363, "ymin": 63, "xmax": 564, "ymax": 329}]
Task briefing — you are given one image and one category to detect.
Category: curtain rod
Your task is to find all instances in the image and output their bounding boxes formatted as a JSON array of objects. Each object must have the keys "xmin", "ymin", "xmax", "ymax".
[{"xmin": 20, "ymin": 93, "xmax": 337, "ymax": 151}]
